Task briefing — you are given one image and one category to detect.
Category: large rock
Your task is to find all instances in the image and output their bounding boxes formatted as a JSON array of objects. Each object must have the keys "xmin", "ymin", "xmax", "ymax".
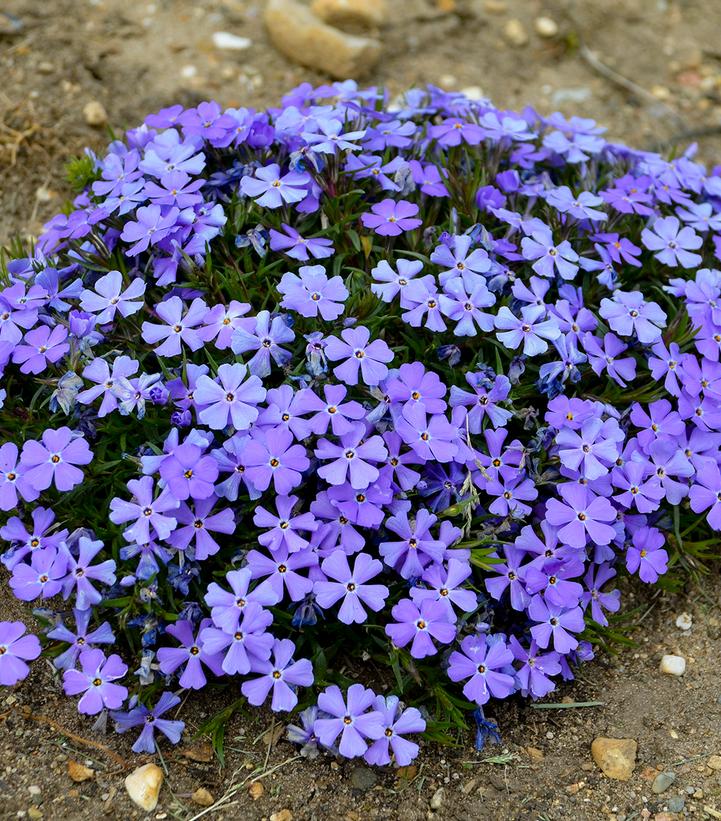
[
  {"xmin": 264, "ymin": 0, "xmax": 381, "ymax": 79},
  {"xmin": 591, "ymin": 737, "xmax": 637, "ymax": 781},
  {"xmin": 311, "ymin": 0, "xmax": 388, "ymax": 28},
  {"xmin": 125, "ymin": 763, "xmax": 164, "ymax": 812}
]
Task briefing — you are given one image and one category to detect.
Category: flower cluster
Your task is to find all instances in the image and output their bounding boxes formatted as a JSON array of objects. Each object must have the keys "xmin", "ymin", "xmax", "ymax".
[{"xmin": 1, "ymin": 81, "xmax": 719, "ymax": 764}]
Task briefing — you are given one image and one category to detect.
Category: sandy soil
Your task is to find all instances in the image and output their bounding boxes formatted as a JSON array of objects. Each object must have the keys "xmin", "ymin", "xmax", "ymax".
[{"xmin": 1, "ymin": 1, "xmax": 721, "ymax": 819}]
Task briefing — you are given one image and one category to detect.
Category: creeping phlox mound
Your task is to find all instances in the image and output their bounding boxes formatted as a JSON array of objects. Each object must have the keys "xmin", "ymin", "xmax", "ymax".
[{"xmin": 1, "ymin": 81, "xmax": 720, "ymax": 764}]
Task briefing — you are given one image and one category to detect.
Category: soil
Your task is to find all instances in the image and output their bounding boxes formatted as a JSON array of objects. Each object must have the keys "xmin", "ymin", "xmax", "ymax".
[{"xmin": 1, "ymin": 0, "xmax": 721, "ymax": 819}]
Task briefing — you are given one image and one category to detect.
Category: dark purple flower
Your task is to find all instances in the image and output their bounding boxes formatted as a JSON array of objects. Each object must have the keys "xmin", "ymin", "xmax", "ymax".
[{"xmin": 112, "ymin": 691, "xmax": 185, "ymax": 753}]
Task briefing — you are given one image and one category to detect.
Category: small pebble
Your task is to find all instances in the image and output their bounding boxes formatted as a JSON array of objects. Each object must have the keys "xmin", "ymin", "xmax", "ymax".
[
  {"xmin": 675, "ymin": 612, "xmax": 693, "ymax": 631},
  {"xmin": 660, "ymin": 654, "xmax": 686, "ymax": 677},
  {"xmin": 503, "ymin": 18, "xmax": 528, "ymax": 47},
  {"xmin": 460, "ymin": 85, "xmax": 484, "ymax": 100},
  {"xmin": 708, "ymin": 755, "xmax": 721, "ymax": 770},
  {"xmin": 212, "ymin": 31, "xmax": 252, "ymax": 50},
  {"xmin": 83, "ymin": 101, "xmax": 107, "ymax": 127},
  {"xmin": 667, "ymin": 796, "xmax": 685, "ymax": 813},
  {"xmin": 534, "ymin": 16, "xmax": 558, "ymax": 38},
  {"xmin": 652, "ymin": 771, "xmax": 676, "ymax": 794},
  {"xmin": 430, "ymin": 787, "xmax": 444, "ymax": 811},
  {"xmin": 191, "ymin": 788, "xmax": 214, "ymax": 807}
]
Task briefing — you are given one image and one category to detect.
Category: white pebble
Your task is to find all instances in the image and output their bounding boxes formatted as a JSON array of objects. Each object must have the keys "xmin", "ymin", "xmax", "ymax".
[
  {"xmin": 212, "ymin": 31, "xmax": 253, "ymax": 50},
  {"xmin": 660, "ymin": 654, "xmax": 686, "ymax": 676},
  {"xmin": 534, "ymin": 16, "xmax": 558, "ymax": 38},
  {"xmin": 675, "ymin": 612, "xmax": 693, "ymax": 631}
]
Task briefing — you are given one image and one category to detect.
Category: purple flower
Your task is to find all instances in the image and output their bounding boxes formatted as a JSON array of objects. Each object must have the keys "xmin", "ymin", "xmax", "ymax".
[
  {"xmin": 80, "ymin": 270, "xmax": 145, "ymax": 324},
  {"xmin": 394, "ymin": 404, "xmax": 459, "ymax": 463},
  {"xmin": 231, "ymin": 310, "xmax": 295, "ymax": 378},
  {"xmin": 246, "ymin": 543, "xmax": 317, "ymax": 604},
  {"xmin": 243, "ymin": 427, "xmax": 309, "ymax": 495},
  {"xmin": 385, "ymin": 598, "xmax": 456, "ymax": 658},
  {"xmin": 379, "ymin": 507, "xmax": 445, "ymax": 579},
  {"xmin": 0, "ymin": 621, "xmax": 41, "ymax": 686},
  {"xmin": 112, "ymin": 691, "xmax": 185, "ymax": 753},
  {"xmin": 240, "ymin": 163, "xmax": 311, "ymax": 208},
  {"xmin": 110, "ymin": 476, "xmax": 179, "ymax": 543},
  {"xmin": 509, "ymin": 636, "xmax": 561, "ymax": 699},
  {"xmin": 9, "ymin": 547, "xmax": 67, "ymax": 601},
  {"xmin": 142, "ymin": 296, "xmax": 208, "ymax": 358},
  {"xmin": 580, "ymin": 564, "xmax": 620, "ymax": 627},
  {"xmin": 47, "ymin": 608, "xmax": 115, "ymax": 671},
  {"xmin": 200, "ymin": 602, "xmax": 273, "ymax": 675},
  {"xmin": 364, "ymin": 695, "xmax": 425, "ymax": 766},
  {"xmin": 120, "ymin": 204, "xmax": 180, "ymax": 256},
  {"xmin": 495, "ymin": 305, "xmax": 561, "ymax": 357},
  {"xmin": 528, "ymin": 596, "xmax": 585, "ymax": 654},
  {"xmin": 269, "ymin": 224, "xmax": 334, "ymax": 261},
  {"xmin": 431, "ymin": 234, "xmax": 491, "ymax": 286},
  {"xmin": 278, "ymin": 265, "xmax": 348, "ymax": 320},
  {"xmin": 304, "ymin": 118, "xmax": 366, "ymax": 154},
  {"xmin": 63, "ymin": 648, "xmax": 128, "ymax": 714},
  {"xmin": 361, "ymin": 199, "xmax": 422, "ymax": 237},
  {"xmin": 544, "ymin": 484, "xmax": 617, "ymax": 549},
  {"xmin": 296, "ymin": 384, "xmax": 366, "ymax": 437},
  {"xmin": 315, "ymin": 423, "xmax": 387, "ymax": 490},
  {"xmin": 447, "ymin": 635, "xmax": 516, "ymax": 705},
  {"xmin": 159, "ymin": 442, "xmax": 219, "ymax": 501},
  {"xmin": 201, "ymin": 300, "xmax": 251, "ymax": 350},
  {"xmin": 77, "ymin": 355, "xmax": 139, "ymax": 417},
  {"xmin": 241, "ymin": 638, "xmax": 313, "ymax": 711},
  {"xmin": 689, "ymin": 460, "xmax": 721, "ymax": 528},
  {"xmin": 194, "ymin": 362, "xmax": 266, "ymax": 431},
  {"xmin": 625, "ymin": 526, "xmax": 669, "ymax": 583},
  {"xmin": 325, "ymin": 326, "xmax": 394, "ymax": 386},
  {"xmin": 484, "ymin": 546, "xmax": 530, "ymax": 612},
  {"xmin": 157, "ymin": 618, "xmax": 224, "ymax": 689},
  {"xmin": 582, "ymin": 333, "xmax": 637, "ymax": 387},
  {"xmin": 641, "ymin": 216, "xmax": 702, "ymax": 268},
  {"xmin": 555, "ymin": 417, "xmax": 622, "ymax": 480},
  {"xmin": 204, "ymin": 567, "xmax": 276, "ymax": 633},
  {"xmin": 314, "ymin": 551, "xmax": 388, "ymax": 624},
  {"xmin": 371, "ymin": 258, "xmax": 426, "ymax": 303},
  {"xmin": 521, "ymin": 228, "xmax": 579, "ymax": 280},
  {"xmin": 255, "ymin": 495, "xmax": 317, "ymax": 554},
  {"xmin": 60, "ymin": 536, "xmax": 116, "ymax": 610},
  {"xmin": 20, "ymin": 427, "xmax": 93, "ymax": 493},
  {"xmin": 449, "ymin": 373, "xmax": 512, "ymax": 430},
  {"xmin": 314, "ymin": 684, "xmax": 385, "ymax": 758},
  {"xmin": 545, "ymin": 186, "xmax": 607, "ymax": 221},
  {"xmin": 12, "ymin": 325, "xmax": 69, "ymax": 374},
  {"xmin": 0, "ymin": 443, "xmax": 40, "ymax": 511},
  {"xmin": 169, "ymin": 497, "xmax": 236, "ymax": 560},
  {"xmin": 599, "ymin": 290, "xmax": 666, "ymax": 344}
]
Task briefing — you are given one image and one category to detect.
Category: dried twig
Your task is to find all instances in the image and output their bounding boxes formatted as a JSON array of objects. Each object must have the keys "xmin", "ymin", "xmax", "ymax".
[{"xmin": 20, "ymin": 705, "xmax": 128, "ymax": 769}]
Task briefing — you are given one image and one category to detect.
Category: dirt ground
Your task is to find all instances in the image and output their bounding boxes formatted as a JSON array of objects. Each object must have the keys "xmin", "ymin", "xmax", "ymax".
[{"xmin": 1, "ymin": 0, "xmax": 721, "ymax": 819}]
